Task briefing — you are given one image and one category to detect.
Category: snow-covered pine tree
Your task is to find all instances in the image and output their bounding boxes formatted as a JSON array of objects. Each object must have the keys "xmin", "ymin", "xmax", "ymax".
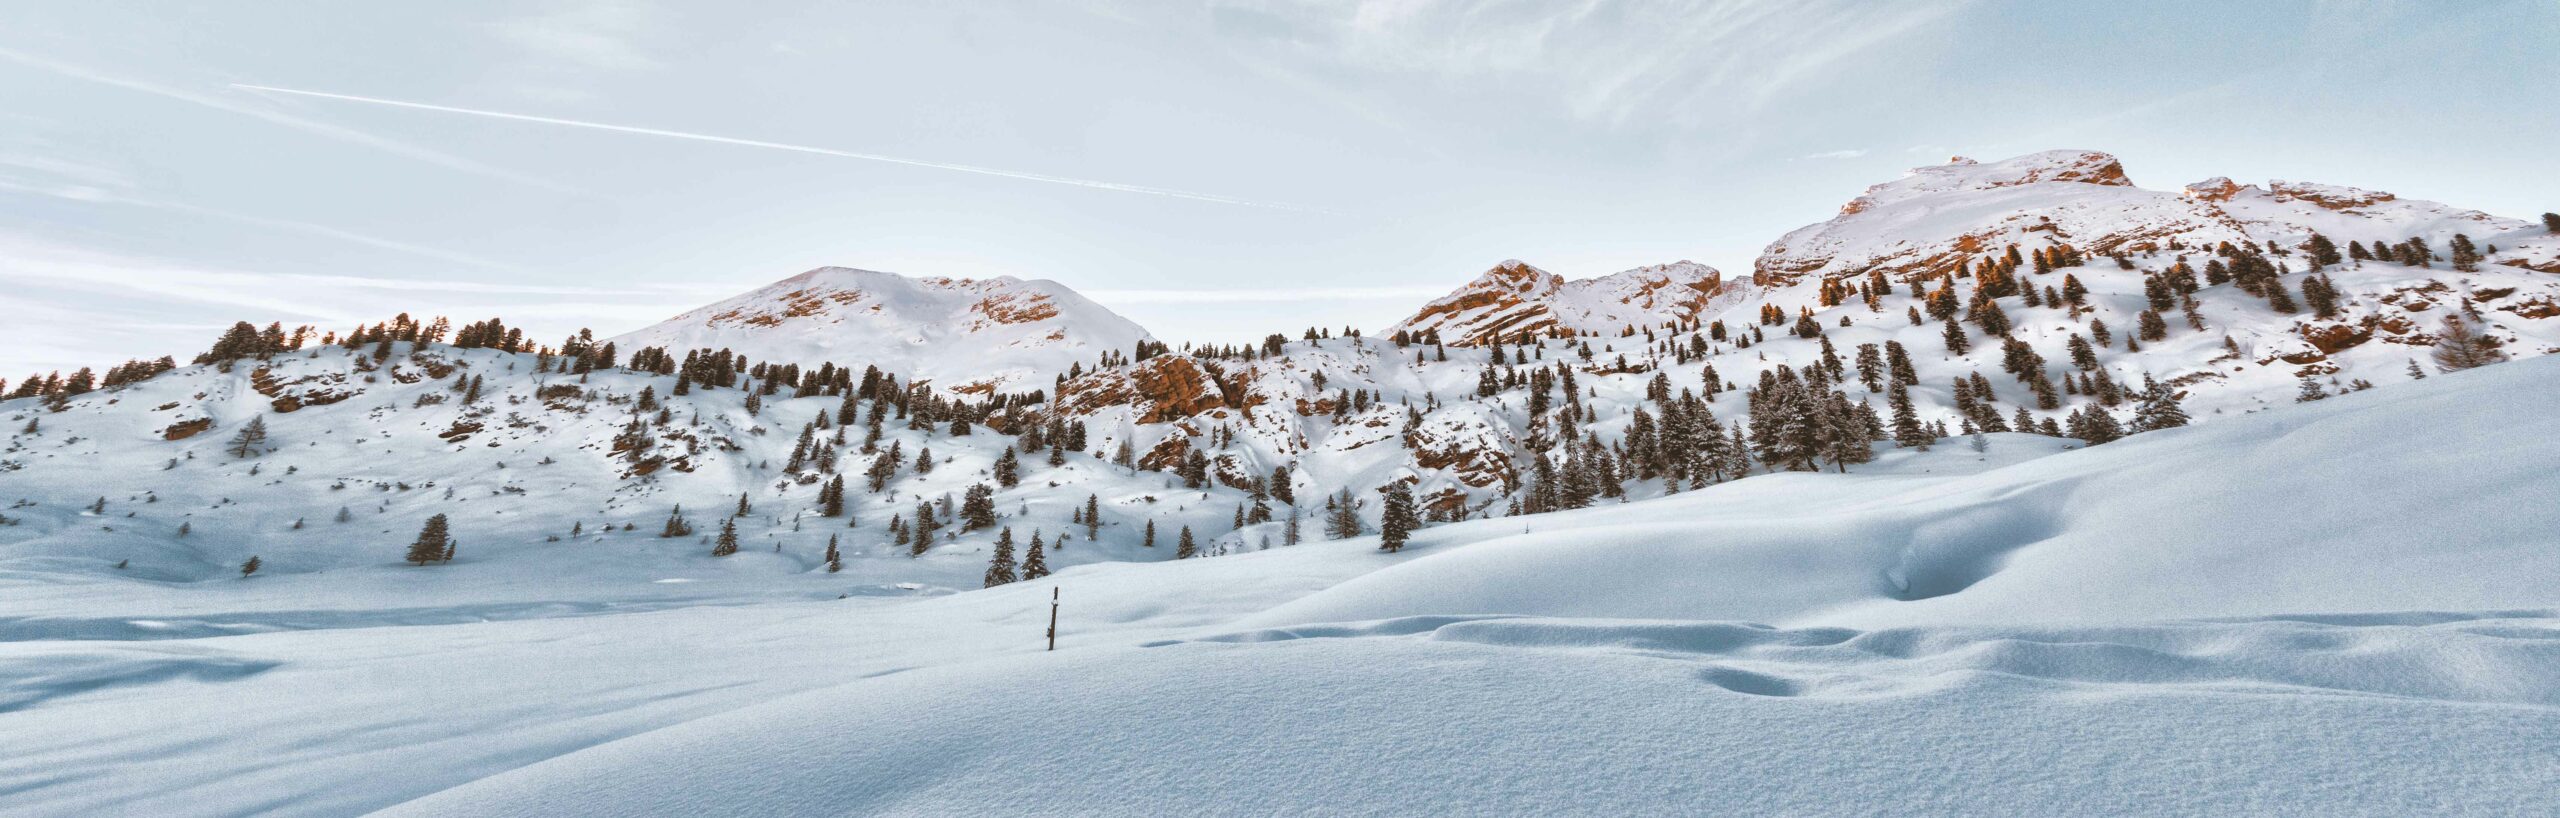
[{"xmin": 2131, "ymin": 376, "xmax": 2189, "ymax": 431}]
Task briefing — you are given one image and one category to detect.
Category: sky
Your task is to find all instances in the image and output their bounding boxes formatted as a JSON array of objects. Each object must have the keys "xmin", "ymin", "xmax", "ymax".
[{"xmin": 2, "ymin": 0, "xmax": 2554, "ymax": 376}]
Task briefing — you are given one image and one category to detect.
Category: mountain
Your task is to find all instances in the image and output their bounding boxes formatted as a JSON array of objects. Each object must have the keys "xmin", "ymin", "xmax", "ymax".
[
  {"xmin": 610, "ymin": 267, "xmax": 1153, "ymax": 395},
  {"xmin": 1385, "ymin": 260, "xmax": 1740, "ymax": 346},
  {"xmin": 1755, "ymin": 149, "xmax": 2560, "ymax": 287},
  {"xmin": 38, "ymin": 352, "xmax": 2555, "ymax": 817},
  {"xmin": 7, "ymin": 146, "xmax": 2560, "ymax": 813}
]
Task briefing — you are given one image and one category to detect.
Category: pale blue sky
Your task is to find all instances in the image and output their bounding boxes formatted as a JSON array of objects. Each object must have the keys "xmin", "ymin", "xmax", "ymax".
[{"xmin": 3, "ymin": 0, "xmax": 2553, "ymax": 374}]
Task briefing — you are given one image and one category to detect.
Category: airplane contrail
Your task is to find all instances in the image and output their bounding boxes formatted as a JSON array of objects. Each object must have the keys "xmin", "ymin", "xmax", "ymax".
[{"xmin": 228, "ymin": 83, "xmax": 1323, "ymax": 212}]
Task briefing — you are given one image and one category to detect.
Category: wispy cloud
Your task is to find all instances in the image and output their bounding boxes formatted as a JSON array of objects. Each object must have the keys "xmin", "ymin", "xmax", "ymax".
[
  {"xmin": 0, "ymin": 47, "xmax": 583, "ymax": 195},
  {"xmin": 485, "ymin": 0, "xmax": 665, "ymax": 71},
  {"xmin": 0, "ymin": 179, "xmax": 527, "ymax": 273},
  {"xmin": 226, "ymin": 84, "xmax": 1331, "ymax": 212},
  {"xmin": 1200, "ymin": 0, "xmax": 1979, "ymax": 127}
]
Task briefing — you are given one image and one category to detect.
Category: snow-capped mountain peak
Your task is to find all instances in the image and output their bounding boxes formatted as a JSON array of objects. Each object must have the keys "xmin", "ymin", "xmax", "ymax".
[
  {"xmin": 1757, "ymin": 149, "xmax": 2555, "ymax": 288},
  {"xmin": 610, "ymin": 266, "xmax": 1151, "ymax": 395},
  {"xmin": 1388, "ymin": 259, "xmax": 1736, "ymax": 345}
]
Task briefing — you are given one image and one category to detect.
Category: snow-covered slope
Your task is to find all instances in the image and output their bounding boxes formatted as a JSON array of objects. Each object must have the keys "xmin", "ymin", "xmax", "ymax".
[
  {"xmin": 94, "ymin": 351, "xmax": 2541, "ymax": 818},
  {"xmin": 611, "ymin": 267, "xmax": 1154, "ymax": 395},
  {"xmin": 1756, "ymin": 149, "xmax": 2559, "ymax": 286},
  {"xmin": 1386, "ymin": 259, "xmax": 1741, "ymax": 345}
]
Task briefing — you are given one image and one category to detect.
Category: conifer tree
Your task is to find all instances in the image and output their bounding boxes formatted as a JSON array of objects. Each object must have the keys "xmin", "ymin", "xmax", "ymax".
[
  {"xmin": 984, "ymin": 528, "xmax": 1017, "ymax": 587},
  {"xmin": 406, "ymin": 514, "xmax": 451, "ymax": 566},
  {"xmin": 1378, "ymin": 482, "xmax": 1419, "ymax": 553},
  {"xmin": 711, "ymin": 517, "xmax": 740, "ymax": 556},
  {"xmin": 1324, "ymin": 488, "xmax": 1364, "ymax": 539},
  {"xmin": 820, "ymin": 476, "xmax": 847, "ymax": 517},
  {"xmin": 226, "ymin": 416, "xmax": 269, "ymax": 458},
  {"xmin": 1084, "ymin": 494, "xmax": 1101, "ymax": 540},
  {"xmin": 2130, "ymin": 376, "xmax": 2190, "ymax": 431},
  {"xmin": 1176, "ymin": 525, "xmax": 1197, "ymax": 559},
  {"xmin": 2294, "ymin": 374, "xmax": 2327, "ymax": 403},
  {"xmin": 960, "ymin": 484, "xmax": 997, "ymax": 532},
  {"xmin": 1022, "ymin": 530, "xmax": 1050, "ymax": 580},
  {"xmin": 240, "ymin": 555, "xmax": 261, "ymax": 577},
  {"xmin": 1889, "ymin": 383, "xmax": 1931, "ymax": 450},
  {"xmin": 824, "ymin": 533, "xmax": 843, "ymax": 573},
  {"xmin": 2544, "ymin": 213, "xmax": 2560, "ymax": 233},
  {"xmin": 910, "ymin": 500, "xmax": 938, "ymax": 555},
  {"xmin": 2430, "ymin": 314, "xmax": 2504, "ymax": 371},
  {"xmin": 994, "ymin": 447, "xmax": 1021, "ymax": 488},
  {"xmin": 1142, "ymin": 519, "xmax": 1156, "ymax": 548}
]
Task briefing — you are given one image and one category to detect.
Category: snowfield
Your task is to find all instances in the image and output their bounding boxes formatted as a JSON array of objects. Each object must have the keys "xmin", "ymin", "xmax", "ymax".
[{"xmin": 4, "ymin": 351, "xmax": 2557, "ymax": 816}]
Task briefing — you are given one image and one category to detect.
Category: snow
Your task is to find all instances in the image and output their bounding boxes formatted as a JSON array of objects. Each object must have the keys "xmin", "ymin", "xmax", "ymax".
[
  {"xmin": 5, "ymin": 353, "xmax": 2558, "ymax": 815},
  {"xmin": 1385, "ymin": 259, "xmax": 1745, "ymax": 344},
  {"xmin": 7, "ymin": 146, "xmax": 2560, "ymax": 814},
  {"xmin": 610, "ymin": 267, "xmax": 1154, "ymax": 396}
]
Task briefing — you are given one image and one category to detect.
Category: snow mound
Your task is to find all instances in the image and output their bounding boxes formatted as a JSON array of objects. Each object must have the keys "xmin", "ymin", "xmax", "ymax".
[{"xmin": 1247, "ymin": 352, "xmax": 2560, "ymax": 629}]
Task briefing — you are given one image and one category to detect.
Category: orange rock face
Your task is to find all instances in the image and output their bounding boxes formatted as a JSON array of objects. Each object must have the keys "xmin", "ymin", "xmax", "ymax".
[{"xmin": 1059, "ymin": 356, "xmax": 1228, "ymax": 425}]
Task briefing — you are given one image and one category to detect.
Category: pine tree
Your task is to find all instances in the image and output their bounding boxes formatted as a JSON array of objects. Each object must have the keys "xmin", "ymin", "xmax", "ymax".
[
  {"xmin": 910, "ymin": 500, "xmax": 938, "ymax": 556},
  {"xmin": 1084, "ymin": 494, "xmax": 1101, "ymax": 540},
  {"xmin": 1142, "ymin": 519, "xmax": 1156, "ymax": 548},
  {"xmin": 1888, "ymin": 383, "xmax": 1931, "ymax": 450},
  {"xmin": 711, "ymin": 517, "xmax": 740, "ymax": 556},
  {"xmin": 2294, "ymin": 374, "xmax": 2327, "ymax": 403},
  {"xmin": 1176, "ymin": 525, "xmax": 1197, "ymax": 559},
  {"xmin": 820, "ymin": 476, "xmax": 847, "ymax": 517},
  {"xmin": 1284, "ymin": 508, "xmax": 1302, "ymax": 546},
  {"xmin": 994, "ymin": 447, "xmax": 1021, "ymax": 488},
  {"xmin": 2449, "ymin": 234, "xmax": 2482, "ymax": 272},
  {"xmin": 984, "ymin": 528, "xmax": 1017, "ymax": 587},
  {"xmin": 1022, "ymin": 530, "xmax": 1050, "ymax": 580},
  {"xmin": 2130, "ymin": 376, "xmax": 2190, "ymax": 431},
  {"xmin": 240, "ymin": 555, "xmax": 261, "ymax": 577},
  {"xmin": 824, "ymin": 533, "xmax": 843, "ymax": 573},
  {"xmin": 2545, "ymin": 213, "xmax": 2560, "ymax": 234},
  {"xmin": 1378, "ymin": 482, "xmax": 1419, "ymax": 553},
  {"xmin": 960, "ymin": 484, "xmax": 997, "ymax": 531},
  {"xmin": 225, "ymin": 416, "xmax": 269, "ymax": 458},
  {"xmin": 2430, "ymin": 314, "xmax": 2505, "ymax": 371},
  {"xmin": 1325, "ymin": 488, "xmax": 1364, "ymax": 539},
  {"xmin": 406, "ymin": 514, "xmax": 451, "ymax": 566},
  {"xmin": 1941, "ymin": 320, "xmax": 1970, "ymax": 355}
]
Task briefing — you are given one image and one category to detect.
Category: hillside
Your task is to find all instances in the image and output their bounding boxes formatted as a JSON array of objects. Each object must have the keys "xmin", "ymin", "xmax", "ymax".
[
  {"xmin": 7, "ymin": 347, "xmax": 2553, "ymax": 816},
  {"xmin": 6, "ymin": 150, "xmax": 2557, "ymax": 598},
  {"xmin": 1384, "ymin": 259, "xmax": 1741, "ymax": 346},
  {"xmin": 610, "ymin": 267, "xmax": 1154, "ymax": 397}
]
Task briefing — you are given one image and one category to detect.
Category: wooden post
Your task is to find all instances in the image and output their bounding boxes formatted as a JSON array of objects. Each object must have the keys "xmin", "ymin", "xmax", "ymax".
[{"xmin": 1046, "ymin": 586, "xmax": 1060, "ymax": 651}]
